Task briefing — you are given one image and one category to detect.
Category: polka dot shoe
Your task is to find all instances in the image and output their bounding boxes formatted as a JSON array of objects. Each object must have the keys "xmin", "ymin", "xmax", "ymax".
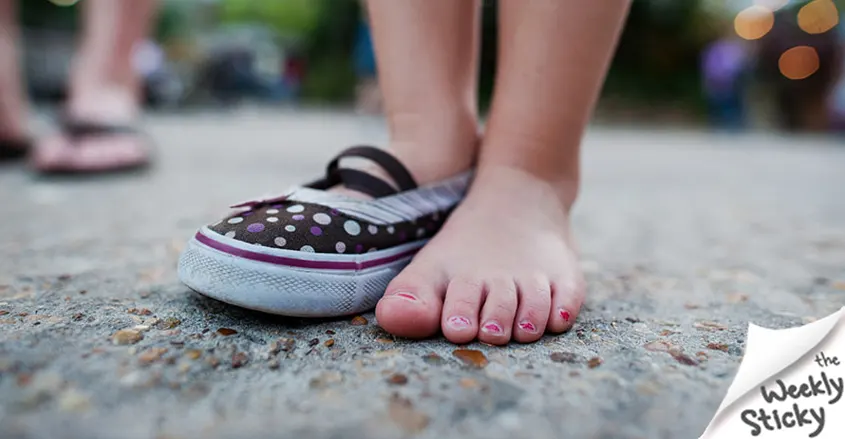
[{"xmin": 178, "ymin": 146, "xmax": 472, "ymax": 317}]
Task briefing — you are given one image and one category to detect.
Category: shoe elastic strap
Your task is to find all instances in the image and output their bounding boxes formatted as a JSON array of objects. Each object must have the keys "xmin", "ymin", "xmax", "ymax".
[
  {"xmin": 325, "ymin": 145, "xmax": 418, "ymax": 193},
  {"xmin": 334, "ymin": 168, "xmax": 398, "ymax": 198}
]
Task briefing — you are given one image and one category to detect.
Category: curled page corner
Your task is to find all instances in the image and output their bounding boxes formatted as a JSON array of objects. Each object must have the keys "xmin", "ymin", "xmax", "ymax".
[{"xmin": 700, "ymin": 306, "xmax": 845, "ymax": 438}]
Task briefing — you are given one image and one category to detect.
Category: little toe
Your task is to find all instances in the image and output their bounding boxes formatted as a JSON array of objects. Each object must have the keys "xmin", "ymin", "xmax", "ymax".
[
  {"xmin": 546, "ymin": 276, "xmax": 586, "ymax": 333},
  {"xmin": 441, "ymin": 278, "xmax": 485, "ymax": 344},
  {"xmin": 512, "ymin": 275, "xmax": 552, "ymax": 343},
  {"xmin": 477, "ymin": 278, "xmax": 518, "ymax": 345},
  {"xmin": 376, "ymin": 263, "xmax": 447, "ymax": 339}
]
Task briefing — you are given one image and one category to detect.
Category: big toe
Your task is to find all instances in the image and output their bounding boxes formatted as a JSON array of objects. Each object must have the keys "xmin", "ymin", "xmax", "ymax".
[{"xmin": 376, "ymin": 262, "xmax": 446, "ymax": 339}]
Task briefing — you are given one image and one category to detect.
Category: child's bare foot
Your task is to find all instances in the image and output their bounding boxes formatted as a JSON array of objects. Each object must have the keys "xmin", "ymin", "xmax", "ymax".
[{"xmin": 376, "ymin": 164, "xmax": 584, "ymax": 344}]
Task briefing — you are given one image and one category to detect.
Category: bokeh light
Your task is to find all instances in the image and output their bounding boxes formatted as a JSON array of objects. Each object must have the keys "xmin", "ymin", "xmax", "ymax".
[
  {"xmin": 734, "ymin": 5, "xmax": 775, "ymax": 40},
  {"xmin": 778, "ymin": 46, "xmax": 821, "ymax": 79},
  {"xmin": 797, "ymin": 0, "xmax": 839, "ymax": 35}
]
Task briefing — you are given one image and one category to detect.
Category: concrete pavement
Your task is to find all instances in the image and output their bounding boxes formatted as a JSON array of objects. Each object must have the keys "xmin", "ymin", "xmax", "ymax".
[{"xmin": 1, "ymin": 109, "xmax": 844, "ymax": 439}]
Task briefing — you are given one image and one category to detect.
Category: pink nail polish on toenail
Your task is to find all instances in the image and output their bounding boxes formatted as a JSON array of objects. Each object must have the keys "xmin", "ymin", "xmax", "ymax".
[
  {"xmin": 395, "ymin": 292, "xmax": 417, "ymax": 301},
  {"xmin": 482, "ymin": 322, "xmax": 503, "ymax": 334},
  {"xmin": 518, "ymin": 321, "xmax": 537, "ymax": 333},
  {"xmin": 448, "ymin": 316, "xmax": 471, "ymax": 329},
  {"xmin": 560, "ymin": 309, "xmax": 571, "ymax": 322}
]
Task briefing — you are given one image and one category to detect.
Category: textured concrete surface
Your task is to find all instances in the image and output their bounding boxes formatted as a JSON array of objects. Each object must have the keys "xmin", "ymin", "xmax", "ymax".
[{"xmin": 1, "ymin": 110, "xmax": 844, "ymax": 439}]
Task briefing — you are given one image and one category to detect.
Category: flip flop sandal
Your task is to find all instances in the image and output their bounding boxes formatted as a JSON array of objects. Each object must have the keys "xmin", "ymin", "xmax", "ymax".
[
  {"xmin": 0, "ymin": 138, "xmax": 30, "ymax": 162},
  {"xmin": 36, "ymin": 119, "xmax": 152, "ymax": 175},
  {"xmin": 178, "ymin": 145, "xmax": 473, "ymax": 317}
]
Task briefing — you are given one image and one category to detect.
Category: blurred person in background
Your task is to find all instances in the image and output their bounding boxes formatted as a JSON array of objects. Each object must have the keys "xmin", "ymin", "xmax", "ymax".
[
  {"xmin": 701, "ymin": 34, "xmax": 750, "ymax": 130},
  {"xmin": 279, "ymin": 47, "xmax": 306, "ymax": 103},
  {"xmin": 757, "ymin": 5, "xmax": 843, "ymax": 132},
  {"xmin": 0, "ymin": 0, "xmax": 158, "ymax": 173}
]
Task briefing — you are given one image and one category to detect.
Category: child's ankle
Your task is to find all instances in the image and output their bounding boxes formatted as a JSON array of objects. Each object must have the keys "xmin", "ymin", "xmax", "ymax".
[
  {"xmin": 476, "ymin": 160, "xmax": 580, "ymax": 212},
  {"xmin": 387, "ymin": 110, "xmax": 479, "ymax": 184}
]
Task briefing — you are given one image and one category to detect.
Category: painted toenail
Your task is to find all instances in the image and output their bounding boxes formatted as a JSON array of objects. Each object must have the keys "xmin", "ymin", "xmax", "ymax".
[
  {"xmin": 447, "ymin": 316, "xmax": 471, "ymax": 329},
  {"xmin": 559, "ymin": 309, "xmax": 571, "ymax": 322},
  {"xmin": 518, "ymin": 321, "xmax": 537, "ymax": 333},
  {"xmin": 482, "ymin": 322, "xmax": 503, "ymax": 334},
  {"xmin": 394, "ymin": 292, "xmax": 418, "ymax": 301}
]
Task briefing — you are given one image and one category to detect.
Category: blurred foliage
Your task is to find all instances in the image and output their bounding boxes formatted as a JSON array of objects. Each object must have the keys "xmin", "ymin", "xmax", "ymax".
[
  {"xmin": 604, "ymin": 0, "xmax": 720, "ymax": 110},
  {"xmin": 19, "ymin": 0, "xmax": 76, "ymax": 30},
  {"xmin": 155, "ymin": 3, "xmax": 189, "ymax": 42},
  {"xmin": 19, "ymin": 0, "xmax": 189, "ymax": 42},
  {"xmin": 218, "ymin": 0, "xmax": 321, "ymax": 37},
  {"xmin": 478, "ymin": 0, "xmax": 720, "ymax": 111},
  {"xmin": 216, "ymin": 0, "xmax": 360, "ymax": 102},
  {"xmin": 297, "ymin": 0, "xmax": 362, "ymax": 103}
]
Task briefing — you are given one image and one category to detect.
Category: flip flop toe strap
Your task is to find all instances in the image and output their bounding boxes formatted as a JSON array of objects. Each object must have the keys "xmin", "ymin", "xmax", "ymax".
[{"xmin": 61, "ymin": 119, "xmax": 139, "ymax": 142}]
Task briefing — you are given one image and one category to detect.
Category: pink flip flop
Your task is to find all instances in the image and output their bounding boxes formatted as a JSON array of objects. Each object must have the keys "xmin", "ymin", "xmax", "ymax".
[{"xmin": 33, "ymin": 119, "xmax": 152, "ymax": 175}]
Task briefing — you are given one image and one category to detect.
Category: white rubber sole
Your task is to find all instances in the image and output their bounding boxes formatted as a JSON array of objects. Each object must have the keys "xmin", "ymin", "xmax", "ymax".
[{"xmin": 177, "ymin": 227, "xmax": 424, "ymax": 317}]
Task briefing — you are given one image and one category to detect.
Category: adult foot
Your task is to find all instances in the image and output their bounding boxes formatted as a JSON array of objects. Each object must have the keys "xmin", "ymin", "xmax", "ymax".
[
  {"xmin": 32, "ymin": 80, "xmax": 149, "ymax": 173},
  {"xmin": 376, "ymin": 164, "xmax": 585, "ymax": 344}
]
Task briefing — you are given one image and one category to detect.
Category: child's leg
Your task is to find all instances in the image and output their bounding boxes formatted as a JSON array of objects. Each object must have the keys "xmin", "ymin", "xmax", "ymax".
[
  {"xmin": 364, "ymin": 0, "xmax": 480, "ymax": 185},
  {"xmin": 0, "ymin": 0, "xmax": 27, "ymax": 142},
  {"xmin": 33, "ymin": 0, "xmax": 157, "ymax": 172},
  {"xmin": 377, "ymin": 0, "xmax": 630, "ymax": 344}
]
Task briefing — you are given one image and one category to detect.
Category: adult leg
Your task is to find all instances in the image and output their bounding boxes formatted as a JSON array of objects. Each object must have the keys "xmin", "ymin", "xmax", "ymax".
[
  {"xmin": 0, "ymin": 0, "xmax": 28, "ymax": 144},
  {"xmin": 33, "ymin": 0, "xmax": 157, "ymax": 172},
  {"xmin": 378, "ymin": 0, "xmax": 630, "ymax": 344}
]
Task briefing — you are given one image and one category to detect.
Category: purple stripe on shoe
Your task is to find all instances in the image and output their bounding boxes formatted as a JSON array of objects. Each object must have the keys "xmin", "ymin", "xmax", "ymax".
[{"xmin": 195, "ymin": 232, "xmax": 418, "ymax": 271}]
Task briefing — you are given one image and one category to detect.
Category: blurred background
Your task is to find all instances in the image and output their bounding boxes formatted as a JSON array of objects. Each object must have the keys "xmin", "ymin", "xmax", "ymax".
[{"xmin": 17, "ymin": 0, "xmax": 845, "ymax": 134}]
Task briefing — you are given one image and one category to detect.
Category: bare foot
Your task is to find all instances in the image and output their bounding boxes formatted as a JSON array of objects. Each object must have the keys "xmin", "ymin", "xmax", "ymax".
[{"xmin": 376, "ymin": 164, "xmax": 584, "ymax": 344}]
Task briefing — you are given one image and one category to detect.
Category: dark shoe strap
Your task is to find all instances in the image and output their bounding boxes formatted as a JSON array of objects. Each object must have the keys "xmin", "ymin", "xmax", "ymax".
[
  {"xmin": 326, "ymin": 146, "xmax": 418, "ymax": 192},
  {"xmin": 61, "ymin": 119, "xmax": 139, "ymax": 142},
  {"xmin": 335, "ymin": 169, "xmax": 398, "ymax": 198}
]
